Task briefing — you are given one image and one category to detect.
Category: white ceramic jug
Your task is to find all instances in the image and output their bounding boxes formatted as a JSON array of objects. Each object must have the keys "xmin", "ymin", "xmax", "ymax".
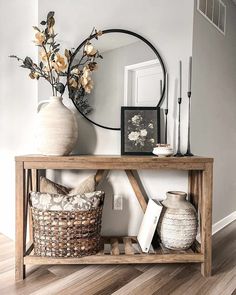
[
  {"xmin": 36, "ymin": 96, "xmax": 78, "ymax": 156},
  {"xmin": 158, "ymin": 191, "xmax": 198, "ymax": 250}
]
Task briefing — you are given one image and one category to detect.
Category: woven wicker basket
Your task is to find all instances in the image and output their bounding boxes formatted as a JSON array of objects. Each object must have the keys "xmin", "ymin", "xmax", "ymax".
[{"xmin": 31, "ymin": 194, "xmax": 104, "ymax": 258}]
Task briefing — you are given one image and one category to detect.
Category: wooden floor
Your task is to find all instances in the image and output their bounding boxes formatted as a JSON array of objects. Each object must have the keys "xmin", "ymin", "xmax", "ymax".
[{"xmin": 0, "ymin": 221, "xmax": 235, "ymax": 295}]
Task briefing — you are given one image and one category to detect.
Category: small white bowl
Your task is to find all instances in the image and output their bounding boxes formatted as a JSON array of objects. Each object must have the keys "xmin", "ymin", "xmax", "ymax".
[{"xmin": 153, "ymin": 145, "xmax": 174, "ymax": 157}]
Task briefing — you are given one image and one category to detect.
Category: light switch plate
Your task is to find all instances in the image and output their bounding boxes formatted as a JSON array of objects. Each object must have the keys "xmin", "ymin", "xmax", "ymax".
[{"xmin": 113, "ymin": 194, "xmax": 123, "ymax": 210}]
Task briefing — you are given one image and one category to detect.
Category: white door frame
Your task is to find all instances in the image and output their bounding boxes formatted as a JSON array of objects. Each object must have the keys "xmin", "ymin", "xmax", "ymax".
[{"xmin": 124, "ymin": 59, "xmax": 161, "ymax": 106}]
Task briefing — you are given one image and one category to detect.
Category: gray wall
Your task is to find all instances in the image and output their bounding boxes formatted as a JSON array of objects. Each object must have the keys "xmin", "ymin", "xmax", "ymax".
[
  {"xmin": 192, "ymin": 0, "xmax": 236, "ymax": 223},
  {"xmin": 0, "ymin": 0, "xmax": 38, "ymax": 238}
]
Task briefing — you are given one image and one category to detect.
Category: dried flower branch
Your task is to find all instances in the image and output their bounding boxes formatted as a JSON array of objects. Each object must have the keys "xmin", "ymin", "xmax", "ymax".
[
  {"xmin": 10, "ymin": 11, "xmax": 102, "ymax": 106},
  {"xmin": 67, "ymin": 27, "xmax": 103, "ymax": 114}
]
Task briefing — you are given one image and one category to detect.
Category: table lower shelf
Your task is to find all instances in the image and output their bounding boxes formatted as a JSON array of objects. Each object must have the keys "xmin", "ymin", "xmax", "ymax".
[{"xmin": 24, "ymin": 236, "xmax": 204, "ymax": 265}]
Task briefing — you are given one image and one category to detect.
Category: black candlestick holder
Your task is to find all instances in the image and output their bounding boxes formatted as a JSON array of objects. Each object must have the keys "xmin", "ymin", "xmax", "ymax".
[
  {"xmin": 184, "ymin": 91, "xmax": 194, "ymax": 156},
  {"xmin": 174, "ymin": 97, "xmax": 184, "ymax": 157},
  {"xmin": 164, "ymin": 108, "xmax": 168, "ymax": 144}
]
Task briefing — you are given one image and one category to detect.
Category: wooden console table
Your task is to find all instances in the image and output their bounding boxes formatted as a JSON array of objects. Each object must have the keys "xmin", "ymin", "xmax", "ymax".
[{"xmin": 15, "ymin": 155, "xmax": 213, "ymax": 281}]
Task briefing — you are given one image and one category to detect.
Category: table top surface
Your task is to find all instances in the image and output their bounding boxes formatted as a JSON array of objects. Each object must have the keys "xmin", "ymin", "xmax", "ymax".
[{"xmin": 15, "ymin": 154, "xmax": 214, "ymax": 163}]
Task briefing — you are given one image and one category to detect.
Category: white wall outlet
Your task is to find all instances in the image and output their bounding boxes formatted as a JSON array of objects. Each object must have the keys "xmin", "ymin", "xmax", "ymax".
[{"xmin": 113, "ymin": 194, "xmax": 123, "ymax": 210}]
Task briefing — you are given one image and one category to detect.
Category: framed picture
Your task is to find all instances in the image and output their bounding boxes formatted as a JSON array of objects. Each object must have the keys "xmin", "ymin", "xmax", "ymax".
[{"xmin": 121, "ymin": 106, "xmax": 160, "ymax": 155}]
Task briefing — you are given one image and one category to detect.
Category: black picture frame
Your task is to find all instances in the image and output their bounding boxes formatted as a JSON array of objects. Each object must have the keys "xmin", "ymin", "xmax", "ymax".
[
  {"xmin": 67, "ymin": 29, "xmax": 166, "ymax": 131},
  {"xmin": 121, "ymin": 106, "xmax": 160, "ymax": 155}
]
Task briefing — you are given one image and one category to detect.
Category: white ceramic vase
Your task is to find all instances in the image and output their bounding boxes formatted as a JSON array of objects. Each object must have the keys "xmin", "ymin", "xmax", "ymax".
[
  {"xmin": 158, "ymin": 191, "xmax": 198, "ymax": 250},
  {"xmin": 36, "ymin": 96, "xmax": 78, "ymax": 156}
]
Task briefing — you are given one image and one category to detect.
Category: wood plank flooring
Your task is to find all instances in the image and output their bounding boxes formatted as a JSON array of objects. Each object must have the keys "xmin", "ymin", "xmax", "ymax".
[{"xmin": 0, "ymin": 220, "xmax": 235, "ymax": 295}]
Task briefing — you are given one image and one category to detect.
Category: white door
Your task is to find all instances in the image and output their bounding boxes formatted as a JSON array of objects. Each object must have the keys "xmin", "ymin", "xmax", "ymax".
[{"xmin": 124, "ymin": 59, "xmax": 163, "ymax": 106}]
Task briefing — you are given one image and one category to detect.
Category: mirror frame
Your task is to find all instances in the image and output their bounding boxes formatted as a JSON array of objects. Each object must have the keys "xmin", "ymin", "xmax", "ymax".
[{"xmin": 68, "ymin": 29, "xmax": 166, "ymax": 131}]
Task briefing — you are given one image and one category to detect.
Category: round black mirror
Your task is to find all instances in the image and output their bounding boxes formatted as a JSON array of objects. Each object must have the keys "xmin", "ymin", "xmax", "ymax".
[{"xmin": 68, "ymin": 29, "xmax": 166, "ymax": 131}]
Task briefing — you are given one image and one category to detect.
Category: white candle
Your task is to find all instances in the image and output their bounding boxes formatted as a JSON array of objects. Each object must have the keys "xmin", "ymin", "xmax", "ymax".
[
  {"xmin": 188, "ymin": 56, "xmax": 192, "ymax": 93},
  {"xmin": 166, "ymin": 73, "xmax": 168, "ymax": 109},
  {"xmin": 179, "ymin": 60, "xmax": 182, "ymax": 98}
]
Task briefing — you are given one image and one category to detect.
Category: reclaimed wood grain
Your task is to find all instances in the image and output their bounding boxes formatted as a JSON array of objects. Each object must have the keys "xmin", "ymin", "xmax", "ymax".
[
  {"xmin": 24, "ymin": 253, "xmax": 204, "ymax": 265},
  {"xmin": 201, "ymin": 162, "xmax": 213, "ymax": 277},
  {"xmin": 123, "ymin": 238, "xmax": 135, "ymax": 255},
  {"xmin": 16, "ymin": 155, "xmax": 213, "ymax": 163},
  {"xmin": 17, "ymin": 155, "xmax": 213, "ymax": 170},
  {"xmin": 111, "ymin": 238, "xmax": 120, "ymax": 256},
  {"xmin": 15, "ymin": 155, "xmax": 214, "ymax": 281},
  {"xmin": 125, "ymin": 170, "xmax": 147, "ymax": 212},
  {"xmin": 15, "ymin": 161, "xmax": 26, "ymax": 281}
]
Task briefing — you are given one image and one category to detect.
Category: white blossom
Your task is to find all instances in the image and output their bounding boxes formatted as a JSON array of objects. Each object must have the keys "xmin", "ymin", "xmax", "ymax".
[
  {"xmin": 131, "ymin": 114, "xmax": 142, "ymax": 125},
  {"xmin": 128, "ymin": 131, "xmax": 140, "ymax": 141},
  {"xmin": 140, "ymin": 129, "xmax": 147, "ymax": 137}
]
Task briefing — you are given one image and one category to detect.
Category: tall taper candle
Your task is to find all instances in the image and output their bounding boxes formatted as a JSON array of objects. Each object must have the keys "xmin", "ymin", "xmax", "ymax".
[
  {"xmin": 179, "ymin": 60, "xmax": 182, "ymax": 98},
  {"xmin": 188, "ymin": 56, "xmax": 192, "ymax": 93},
  {"xmin": 166, "ymin": 73, "xmax": 168, "ymax": 109},
  {"xmin": 175, "ymin": 61, "xmax": 183, "ymax": 157}
]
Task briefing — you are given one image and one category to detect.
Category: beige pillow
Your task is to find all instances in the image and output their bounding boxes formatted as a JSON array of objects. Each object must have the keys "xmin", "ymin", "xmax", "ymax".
[
  {"xmin": 40, "ymin": 176, "xmax": 69, "ymax": 195},
  {"xmin": 40, "ymin": 175, "xmax": 96, "ymax": 196},
  {"xmin": 68, "ymin": 175, "xmax": 96, "ymax": 196}
]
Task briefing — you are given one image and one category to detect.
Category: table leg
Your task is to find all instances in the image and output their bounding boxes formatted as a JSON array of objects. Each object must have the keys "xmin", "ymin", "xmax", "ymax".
[
  {"xmin": 188, "ymin": 170, "xmax": 201, "ymax": 211},
  {"xmin": 188, "ymin": 171, "xmax": 200, "ymax": 253},
  {"xmin": 201, "ymin": 163, "xmax": 213, "ymax": 277},
  {"xmin": 15, "ymin": 161, "xmax": 26, "ymax": 281}
]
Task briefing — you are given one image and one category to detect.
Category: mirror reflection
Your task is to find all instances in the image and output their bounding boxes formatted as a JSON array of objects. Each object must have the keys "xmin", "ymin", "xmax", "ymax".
[{"xmin": 69, "ymin": 30, "xmax": 165, "ymax": 130}]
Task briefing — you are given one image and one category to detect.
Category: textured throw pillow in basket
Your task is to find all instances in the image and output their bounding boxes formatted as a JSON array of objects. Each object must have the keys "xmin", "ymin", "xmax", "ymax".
[
  {"xmin": 29, "ymin": 190, "xmax": 105, "ymax": 258},
  {"xmin": 30, "ymin": 190, "xmax": 104, "ymax": 211},
  {"xmin": 40, "ymin": 175, "xmax": 96, "ymax": 196}
]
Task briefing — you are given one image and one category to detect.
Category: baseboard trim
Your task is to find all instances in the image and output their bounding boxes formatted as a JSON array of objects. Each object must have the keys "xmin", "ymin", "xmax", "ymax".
[
  {"xmin": 197, "ymin": 211, "xmax": 236, "ymax": 242},
  {"xmin": 212, "ymin": 211, "xmax": 236, "ymax": 235}
]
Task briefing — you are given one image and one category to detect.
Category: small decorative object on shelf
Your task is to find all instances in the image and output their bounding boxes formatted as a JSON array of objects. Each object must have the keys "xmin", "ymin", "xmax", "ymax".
[
  {"xmin": 153, "ymin": 144, "xmax": 174, "ymax": 157},
  {"xmin": 158, "ymin": 191, "xmax": 198, "ymax": 250},
  {"xmin": 184, "ymin": 56, "xmax": 194, "ymax": 156},
  {"xmin": 137, "ymin": 199, "xmax": 162, "ymax": 253},
  {"xmin": 121, "ymin": 106, "xmax": 160, "ymax": 155},
  {"xmin": 174, "ymin": 60, "xmax": 183, "ymax": 157},
  {"xmin": 10, "ymin": 11, "xmax": 102, "ymax": 155}
]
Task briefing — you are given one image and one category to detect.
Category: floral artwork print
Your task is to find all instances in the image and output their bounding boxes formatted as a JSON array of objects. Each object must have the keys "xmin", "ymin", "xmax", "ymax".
[{"xmin": 121, "ymin": 107, "xmax": 160, "ymax": 154}]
